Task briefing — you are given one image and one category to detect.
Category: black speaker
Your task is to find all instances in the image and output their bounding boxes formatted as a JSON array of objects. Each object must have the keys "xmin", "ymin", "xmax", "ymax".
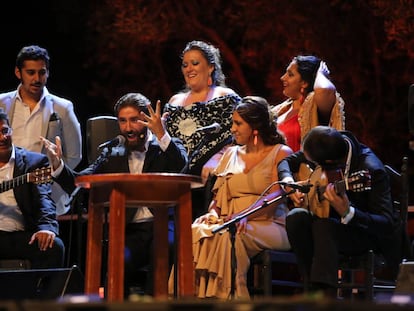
[
  {"xmin": 409, "ymin": 84, "xmax": 414, "ymax": 134},
  {"xmin": 86, "ymin": 116, "xmax": 119, "ymax": 164},
  {"xmin": 0, "ymin": 265, "xmax": 84, "ymax": 300}
]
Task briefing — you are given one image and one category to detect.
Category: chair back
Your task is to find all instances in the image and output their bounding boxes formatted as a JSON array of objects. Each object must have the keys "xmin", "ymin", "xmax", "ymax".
[
  {"xmin": 86, "ymin": 116, "xmax": 119, "ymax": 164},
  {"xmin": 337, "ymin": 157, "xmax": 411, "ymax": 300},
  {"xmin": 385, "ymin": 156, "xmax": 412, "ymax": 262}
]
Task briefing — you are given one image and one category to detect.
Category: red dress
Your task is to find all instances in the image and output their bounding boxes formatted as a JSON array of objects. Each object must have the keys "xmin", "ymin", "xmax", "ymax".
[{"xmin": 278, "ymin": 114, "xmax": 301, "ymax": 152}]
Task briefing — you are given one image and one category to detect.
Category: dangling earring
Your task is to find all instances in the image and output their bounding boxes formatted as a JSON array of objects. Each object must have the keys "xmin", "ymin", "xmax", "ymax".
[
  {"xmin": 253, "ymin": 131, "xmax": 258, "ymax": 146},
  {"xmin": 207, "ymin": 76, "xmax": 213, "ymax": 86},
  {"xmin": 299, "ymin": 87, "xmax": 305, "ymax": 104}
]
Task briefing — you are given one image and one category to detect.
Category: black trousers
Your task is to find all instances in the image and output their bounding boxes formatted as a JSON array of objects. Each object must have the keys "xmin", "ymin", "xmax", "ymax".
[
  {"xmin": 285, "ymin": 208, "xmax": 376, "ymax": 289},
  {"xmin": 0, "ymin": 231, "xmax": 65, "ymax": 269}
]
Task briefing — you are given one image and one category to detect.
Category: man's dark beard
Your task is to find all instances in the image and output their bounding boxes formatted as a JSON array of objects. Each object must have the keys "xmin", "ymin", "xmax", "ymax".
[{"xmin": 126, "ymin": 131, "xmax": 147, "ymax": 152}]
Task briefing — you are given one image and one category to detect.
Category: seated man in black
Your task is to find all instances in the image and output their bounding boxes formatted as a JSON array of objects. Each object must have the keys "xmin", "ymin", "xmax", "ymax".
[
  {"xmin": 0, "ymin": 109, "xmax": 64, "ymax": 269},
  {"xmin": 278, "ymin": 126, "xmax": 400, "ymax": 297},
  {"xmin": 42, "ymin": 93, "xmax": 188, "ymax": 297}
]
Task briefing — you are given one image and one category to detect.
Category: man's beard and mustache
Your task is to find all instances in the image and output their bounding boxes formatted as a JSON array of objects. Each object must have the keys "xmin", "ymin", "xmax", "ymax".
[{"xmin": 125, "ymin": 129, "xmax": 147, "ymax": 152}]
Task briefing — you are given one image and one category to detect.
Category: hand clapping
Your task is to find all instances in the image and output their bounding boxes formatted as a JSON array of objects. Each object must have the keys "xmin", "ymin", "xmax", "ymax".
[{"xmin": 40, "ymin": 136, "xmax": 63, "ymax": 170}]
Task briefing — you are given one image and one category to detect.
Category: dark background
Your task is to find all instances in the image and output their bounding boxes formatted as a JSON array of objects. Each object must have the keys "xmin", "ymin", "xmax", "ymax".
[{"xmin": 1, "ymin": 0, "xmax": 413, "ymax": 198}]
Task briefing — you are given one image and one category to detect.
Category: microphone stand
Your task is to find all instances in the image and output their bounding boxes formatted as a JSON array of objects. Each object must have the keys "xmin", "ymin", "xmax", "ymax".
[
  {"xmin": 175, "ymin": 133, "xmax": 212, "ymax": 296},
  {"xmin": 63, "ymin": 147, "xmax": 113, "ymax": 272},
  {"xmin": 211, "ymin": 189, "xmax": 294, "ymax": 300},
  {"xmin": 180, "ymin": 134, "xmax": 212, "ymax": 174},
  {"xmin": 65, "ymin": 147, "xmax": 114, "ymax": 208}
]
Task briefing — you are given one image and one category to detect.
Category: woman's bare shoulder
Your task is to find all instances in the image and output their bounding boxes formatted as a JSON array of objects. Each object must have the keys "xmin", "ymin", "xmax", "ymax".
[
  {"xmin": 215, "ymin": 86, "xmax": 239, "ymax": 97},
  {"xmin": 168, "ymin": 92, "xmax": 187, "ymax": 106},
  {"xmin": 278, "ymin": 144, "xmax": 294, "ymax": 158}
]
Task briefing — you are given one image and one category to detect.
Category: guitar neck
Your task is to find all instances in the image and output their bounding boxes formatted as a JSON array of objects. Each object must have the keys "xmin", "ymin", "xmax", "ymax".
[
  {"xmin": 0, "ymin": 174, "xmax": 29, "ymax": 193},
  {"xmin": 318, "ymin": 180, "xmax": 346, "ymax": 197}
]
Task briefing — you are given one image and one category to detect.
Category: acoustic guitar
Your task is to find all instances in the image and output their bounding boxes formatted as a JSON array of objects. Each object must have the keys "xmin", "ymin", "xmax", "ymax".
[
  {"xmin": 294, "ymin": 164, "xmax": 371, "ymax": 218},
  {"xmin": 0, "ymin": 167, "xmax": 52, "ymax": 193}
]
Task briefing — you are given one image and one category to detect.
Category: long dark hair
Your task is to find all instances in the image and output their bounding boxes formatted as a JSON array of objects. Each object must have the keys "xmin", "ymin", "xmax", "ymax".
[
  {"xmin": 235, "ymin": 96, "xmax": 285, "ymax": 145},
  {"xmin": 293, "ymin": 55, "xmax": 321, "ymax": 93}
]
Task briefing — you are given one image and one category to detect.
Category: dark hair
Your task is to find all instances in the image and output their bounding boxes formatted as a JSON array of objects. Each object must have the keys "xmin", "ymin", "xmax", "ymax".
[
  {"xmin": 0, "ymin": 108, "xmax": 9, "ymax": 125},
  {"xmin": 235, "ymin": 96, "xmax": 285, "ymax": 146},
  {"xmin": 16, "ymin": 45, "xmax": 50, "ymax": 70},
  {"xmin": 292, "ymin": 55, "xmax": 321, "ymax": 93},
  {"xmin": 113, "ymin": 93, "xmax": 150, "ymax": 116},
  {"xmin": 181, "ymin": 40, "xmax": 226, "ymax": 87},
  {"xmin": 303, "ymin": 126, "xmax": 348, "ymax": 168}
]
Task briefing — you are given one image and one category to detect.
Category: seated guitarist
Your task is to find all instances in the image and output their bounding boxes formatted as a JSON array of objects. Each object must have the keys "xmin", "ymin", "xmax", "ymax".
[
  {"xmin": 278, "ymin": 126, "xmax": 399, "ymax": 298},
  {"xmin": 0, "ymin": 109, "xmax": 64, "ymax": 269}
]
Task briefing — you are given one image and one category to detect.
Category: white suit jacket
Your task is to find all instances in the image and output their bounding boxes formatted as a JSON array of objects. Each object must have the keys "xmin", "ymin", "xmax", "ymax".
[{"xmin": 0, "ymin": 88, "xmax": 82, "ymax": 215}]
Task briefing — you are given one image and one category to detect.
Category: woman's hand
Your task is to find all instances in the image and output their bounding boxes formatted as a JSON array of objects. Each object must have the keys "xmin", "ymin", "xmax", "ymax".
[
  {"xmin": 318, "ymin": 60, "xmax": 330, "ymax": 76},
  {"xmin": 193, "ymin": 210, "xmax": 219, "ymax": 224},
  {"xmin": 236, "ymin": 217, "xmax": 248, "ymax": 234}
]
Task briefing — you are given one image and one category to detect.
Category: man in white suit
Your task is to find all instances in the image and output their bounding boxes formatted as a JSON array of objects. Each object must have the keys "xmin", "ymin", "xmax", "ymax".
[{"xmin": 0, "ymin": 45, "xmax": 82, "ymax": 215}]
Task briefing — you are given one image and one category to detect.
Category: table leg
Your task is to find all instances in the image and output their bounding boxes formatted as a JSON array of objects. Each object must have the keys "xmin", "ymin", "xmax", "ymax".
[
  {"xmin": 84, "ymin": 198, "xmax": 104, "ymax": 295},
  {"xmin": 176, "ymin": 186, "xmax": 194, "ymax": 297},
  {"xmin": 153, "ymin": 207, "xmax": 169, "ymax": 298},
  {"xmin": 107, "ymin": 187, "xmax": 126, "ymax": 301}
]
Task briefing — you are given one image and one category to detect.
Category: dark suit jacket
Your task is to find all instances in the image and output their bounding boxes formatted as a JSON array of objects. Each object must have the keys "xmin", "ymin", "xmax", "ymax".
[
  {"xmin": 12, "ymin": 146, "xmax": 59, "ymax": 234},
  {"xmin": 55, "ymin": 136, "xmax": 188, "ymax": 196},
  {"xmin": 278, "ymin": 131, "xmax": 400, "ymax": 267}
]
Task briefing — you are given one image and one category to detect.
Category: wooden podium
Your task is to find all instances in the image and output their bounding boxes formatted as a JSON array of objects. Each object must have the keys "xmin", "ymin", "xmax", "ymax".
[{"xmin": 75, "ymin": 173, "xmax": 203, "ymax": 301}]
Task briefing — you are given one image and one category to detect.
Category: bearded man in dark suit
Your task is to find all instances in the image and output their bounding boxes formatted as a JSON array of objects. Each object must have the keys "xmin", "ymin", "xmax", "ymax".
[{"xmin": 42, "ymin": 93, "xmax": 188, "ymax": 297}]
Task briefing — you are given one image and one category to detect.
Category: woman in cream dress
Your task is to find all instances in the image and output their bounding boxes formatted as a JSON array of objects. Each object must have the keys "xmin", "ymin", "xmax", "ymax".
[{"xmin": 191, "ymin": 96, "xmax": 293, "ymax": 299}]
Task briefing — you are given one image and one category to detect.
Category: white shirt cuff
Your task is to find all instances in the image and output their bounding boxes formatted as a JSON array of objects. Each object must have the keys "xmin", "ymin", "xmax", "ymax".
[
  {"xmin": 341, "ymin": 205, "xmax": 355, "ymax": 224},
  {"xmin": 51, "ymin": 159, "xmax": 64, "ymax": 177},
  {"xmin": 158, "ymin": 132, "xmax": 171, "ymax": 152}
]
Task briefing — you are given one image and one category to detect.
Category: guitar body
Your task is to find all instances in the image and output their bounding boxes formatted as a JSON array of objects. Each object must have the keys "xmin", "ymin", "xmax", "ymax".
[
  {"xmin": 294, "ymin": 164, "xmax": 371, "ymax": 218},
  {"xmin": 296, "ymin": 165, "xmax": 330, "ymax": 218}
]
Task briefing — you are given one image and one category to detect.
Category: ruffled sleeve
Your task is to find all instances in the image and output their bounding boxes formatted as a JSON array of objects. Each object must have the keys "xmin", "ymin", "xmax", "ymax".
[
  {"xmin": 298, "ymin": 91, "xmax": 345, "ymax": 142},
  {"xmin": 211, "ymin": 146, "xmax": 244, "ymax": 216}
]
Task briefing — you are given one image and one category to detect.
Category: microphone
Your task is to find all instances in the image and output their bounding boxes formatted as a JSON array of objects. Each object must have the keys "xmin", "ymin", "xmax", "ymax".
[
  {"xmin": 278, "ymin": 181, "xmax": 313, "ymax": 193},
  {"xmin": 66, "ymin": 141, "xmax": 125, "ymax": 208},
  {"xmin": 97, "ymin": 135, "xmax": 125, "ymax": 150},
  {"xmin": 195, "ymin": 122, "xmax": 222, "ymax": 134}
]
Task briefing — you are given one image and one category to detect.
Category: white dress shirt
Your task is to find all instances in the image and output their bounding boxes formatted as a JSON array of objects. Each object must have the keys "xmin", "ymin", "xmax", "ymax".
[
  {"xmin": 11, "ymin": 85, "xmax": 46, "ymax": 153},
  {"xmin": 53, "ymin": 129, "xmax": 172, "ymax": 223},
  {"xmin": 0, "ymin": 146, "xmax": 25, "ymax": 231},
  {"xmin": 130, "ymin": 130, "xmax": 171, "ymax": 223}
]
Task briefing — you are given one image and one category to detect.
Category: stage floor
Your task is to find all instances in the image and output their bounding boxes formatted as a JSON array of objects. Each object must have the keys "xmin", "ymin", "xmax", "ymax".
[{"xmin": 0, "ymin": 294, "xmax": 413, "ymax": 311}]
